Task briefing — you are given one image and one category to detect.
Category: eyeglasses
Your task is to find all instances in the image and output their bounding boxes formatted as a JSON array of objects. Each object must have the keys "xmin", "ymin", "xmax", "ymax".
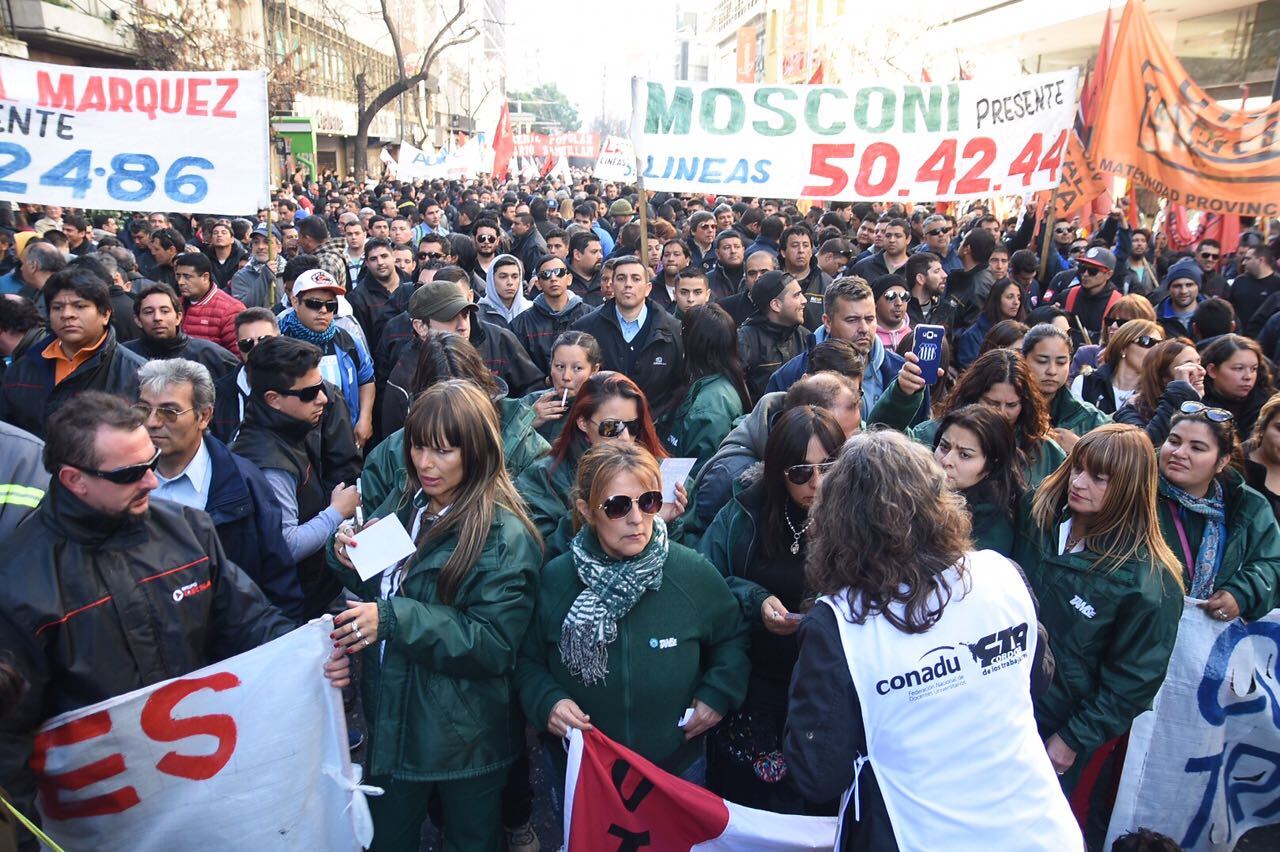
[
  {"xmin": 301, "ymin": 298, "xmax": 340, "ymax": 313},
  {"xmin": 1179, "ymin": 401, "xmax": 1233, "ymax": 422},
  {"xmin": 275, "ymin": 382, "xmax": 326, "ymax": 403},
  {"xmin": 132, "ymin": 403, "xmax": 194, "ymax": 424},
  {"xmin": 476, "ymin": 234, "xmax": 498, "ymax": 244},
  {"xmin": 925, "ymin": 228, "xmax": 950, "ymax": 237},
  {"xmin": 880, "ymin": 292, "xmax": 910, "ymax": 303},
  {"xmin": 77, "ymin": 447, "xmax": 161, "ymax": 485},
  {"xmin": 1054, "ymin": 227, "xmax": 1073, "ymax": 235},
  {"xmin": 537, "ymin": 267, "xmax": 570, "ymax": 280},
  {"xmin": 785, "ymin": 460, "xmax": 836, "ymax": 485},
  {"xmin": 598, "ymin": 490, "xmax": 663, "ymax": 520},
  {"xmin": 238, "ymin": 334, "xmax": 273, "ymax": 353},
  {"xmin": 1068, "ymin": 246, "xmax": 1087, "ymax": 255},
  {"xmin": 418, "ymin": 252, "xmax": 444, "ymax": 261},
  {"xmin": 1133, "ymin": 335, "xmax": 1160, "ymax": 348},
  {"xmin": 1199, "ymin": 251, "xmax": 1220, "ymax": 260},
  {"xmin": 595, "ymin": 418, "xmax": 642, "ymax": 439}
]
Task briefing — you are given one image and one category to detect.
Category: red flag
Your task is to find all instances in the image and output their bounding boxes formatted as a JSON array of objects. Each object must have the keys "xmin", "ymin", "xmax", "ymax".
[
  {"xmin": 1080, "ymin": 7, "xmax": 1114, "ymax": 135},
  {"xmin": 808, "ymin": 63, "xmax": 824, "ymax": 84},
  {"xmin": 540, "ymin": 151, "xmax": 556, "ymax": 178},
  {"xmin": 492, "ymin": 103, "xmax": 514, "ymax": 183}
]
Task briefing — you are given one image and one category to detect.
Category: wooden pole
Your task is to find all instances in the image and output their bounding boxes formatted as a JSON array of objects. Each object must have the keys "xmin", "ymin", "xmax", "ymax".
[
  {"xmin": 636, "ymin": 162, "xmax": 649, "ymax": 275},
  {"xmin": 1037, "ymin": 188, "xmax": 1059, "ymax": 289}
]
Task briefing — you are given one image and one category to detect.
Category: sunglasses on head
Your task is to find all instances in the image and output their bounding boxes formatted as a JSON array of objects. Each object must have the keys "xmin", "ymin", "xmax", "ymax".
[
  {"xmin": 132, "ymin": 403, "xmax": 193, "ymax": 424},
  {"xmin": 418, "ymin": 251, "xmax": 444, "ymax": 261},
  {"xmin": 925, "ymin": 228, "xmax": 950, "ymax": 237},
  {"xmin": 1179, "ymin": 400, "xmax": 1233, "ymax": 422},
  {"xmin": 476, "ymin": 234, "xmax": 498, "ymax": 244},
  {"xmin": 302, "ymin": 297, "xmax": 340, "ymax": 313},
  {"xmin": 785, "ymin": 460, "xmax": 836, "ymax": 485},
  {"xmin": 599, "ymin": 490, "xmax": 663, "ymax": 520},
  {"xmin": 275, "ymin": 382, "xmax": 325, "ymax": 403},
  {"xmin": 538, "ymin": 267, "xmax": 570, "ymax": 280},
  {"xmin": 1199, "ymin": 251, "xmax": 1220, "ymax": 260},
  {"xmin": 238, "ymin": 334, "xmax": 273, "ymax": 353},
  {"xmin": 78, "ymin": 447, "xmax": 161, "ymax": 484},
  {"xmin": 596, "ymin": 418, "xmax": 642, "ymax": 439}
]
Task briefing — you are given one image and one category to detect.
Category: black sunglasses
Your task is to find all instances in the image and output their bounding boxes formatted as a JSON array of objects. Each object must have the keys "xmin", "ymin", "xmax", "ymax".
[
  {"xmin": 537, "ymin": 267, "xmax": 570, "ymax": 280},
  {"xmin": 476, "ymin": 234, "xmax": 498, "ymax": 244},
  {"xmin": 1134, "ymin": 335, "xmax": 1160, "ymax": 348},
  {"xmin": 880, "ymin": 292, "xmax": 910, "ymax": 303},
  {"xmin": 418, "ymin": 251, "xmax": 444, "ymax": 261},
  {"xmin": 599, "ymin": 490, "xmax": 663, "ymax": 520},
  {"xmin": 1179, "ymin": 401, "xmax": 1233, "ymax": 422},
  {"xmin": 1054, "ymin": 227, "xmax": 1073, "ymax": 235},
  {"xmin": 925, "ymin": 228, "xmax": 950, "ymax": 237},
  {"xmin": 785, "ymin": 460, "xmax": 836, "ymax": 485},
  {"xmin": 78, "ymin": 447, "xmax": 161, "ymax": 484},
  {"xmin": 238, "ymin": 334, "xmax": 273, "ymax": 353},
  {"xmin": 1199, "ymin": 251, "xmax": 1220, "ymax": 260},
  {"xmin": 276, "ymin": 382, "xmax": 325, "ymax": 403},
  {"xmin": 302, "ymin": 298, "xmax": 339, "ymax": 313},
  {"xmin": 596, "ymin": 418, "xmax": 641, "ymax": 439}
]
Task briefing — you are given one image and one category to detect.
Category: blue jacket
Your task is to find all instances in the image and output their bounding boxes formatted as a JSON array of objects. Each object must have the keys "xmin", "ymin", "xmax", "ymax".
[
  {"xmin": 955, "ymin": 314, "xmax": 993, "ymax": 370},
  {"xmin": 202, "ymin": 433, "xmax": 305, "ymax": 623},
  {"xmin": 0, "ymin": 268, "xmax": 23, "ymax": 297}
]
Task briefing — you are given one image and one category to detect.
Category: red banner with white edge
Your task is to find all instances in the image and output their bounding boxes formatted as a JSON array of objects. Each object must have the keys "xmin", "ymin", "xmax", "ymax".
[
  {"xmin": 32, "ymin": 618, "xmax": 379, "ymax": 851},
  {"xmin": 565, "ymin": 727, "xmax": 836, "ymax": 850}
]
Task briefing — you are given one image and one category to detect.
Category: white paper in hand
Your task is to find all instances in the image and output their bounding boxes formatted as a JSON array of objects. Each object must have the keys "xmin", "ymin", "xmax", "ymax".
[
  {"xmin": 348, "ymin": 514, "xmax": 417, "ymax": 582},
  {"xmin": 659, "ymin": 457, "xmax": 696, "ymax": 503}
]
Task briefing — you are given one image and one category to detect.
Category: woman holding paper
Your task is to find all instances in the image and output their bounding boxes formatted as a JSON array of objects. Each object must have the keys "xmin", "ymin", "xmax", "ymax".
[
  {"xmin": 328, "ymin": 380, "xmax": 542, "ymax": 852},
  {"xmin": 514, "ymin": 441, "xmax": 748, "ymax": 782}
]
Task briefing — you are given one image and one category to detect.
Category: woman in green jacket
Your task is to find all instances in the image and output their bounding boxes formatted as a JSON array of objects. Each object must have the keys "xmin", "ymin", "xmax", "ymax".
[
  {"xmin": 362, "ymin": 332, "xmax": 549, "ymax": 516},
  {"xmin": 330, "ymin": 380, "xmax": 543, "ymax": 852},
  {"xmin": 516, "ymin": 370, "xmax": 686, "ymax": 558},
  {"xmin": 933, "ymin": 404, "xmax": 1025, "ymax": 556},
  {"xmin": 661, "ymin": 304, "xmax": 752, "ymax": 477},
  {"xmin": 872, "ymin": 348, "xmax": 1067, "ymax": 487},
  {"xmin": 1157, "ymin": 402, "xmax": 1280, "ymax": 622},
  {"xmin": 1013, "ymin": 424, "xmax": 1184, "ymax": 803},
  {"xmin": 520, "ymin": 330, "xmax": 602, "ymax": 444},
  {"xmin": 515, "ymin": 441, "xmax": 749, "ymax": 784},
  {"xmin": 1021, "ymin": 323, "xmax": 1110, "ymax": 452}
]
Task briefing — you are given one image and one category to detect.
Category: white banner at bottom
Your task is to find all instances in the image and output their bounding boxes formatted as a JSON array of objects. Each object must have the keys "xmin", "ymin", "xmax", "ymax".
[{"xmin": 33, "ymin": 617, "xmax": 379, "ymax": 851}]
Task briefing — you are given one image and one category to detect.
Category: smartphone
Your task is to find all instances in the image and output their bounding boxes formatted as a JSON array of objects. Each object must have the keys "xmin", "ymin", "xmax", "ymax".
[
  {"xmin": 912, "ymin": 324, "xmax": 945, "ymax": 385},
  {"xmin": 783, "ymin": 612, "xmax": 805, "ymax": 623}
]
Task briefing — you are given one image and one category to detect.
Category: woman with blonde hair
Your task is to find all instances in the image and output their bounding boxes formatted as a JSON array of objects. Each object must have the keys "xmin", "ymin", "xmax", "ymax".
[
  {"xmin": 329, "ymin": 380, "xmax": 543, "ymax": 852},
  {"xmin": 785, "ymin": 429, "xmax": 1079, "ymax": 851},
  {"xmin": 1070, "ymin": 294, "xmax": 1157, "ymax": 379},
  {"xmin": 1115, "ymin": 337, "xmax": 1206, "ymax": 445},
  {"xmin": 1071, "ymin": 318, "xmax": 1163, "ymax": 415},
  {"xmin": 1014, "ymin": 424, "xmax": 1183, "ymax": 823}
]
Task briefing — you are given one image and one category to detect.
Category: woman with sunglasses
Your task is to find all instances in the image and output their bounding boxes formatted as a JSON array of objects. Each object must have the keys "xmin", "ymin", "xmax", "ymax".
[
  {"xmin": 697, "ymin": 406, "xmax": 844, "ymax": 812},
  {"xmin": 956, "ymin": 278, "xmax": 1028, "ymax": 369},
  {"xmin": 510, "ymin": 255, "xmax": 592, "ymax": 376},
  {"xmin": 330, "ymin": 381, "xmax": 542, "ymax": 852},
  {"xmin": 1157, "ymin": 402, "xmax": 1280, "ymax": 624},
  {"xmin": 1068, "ymin": 294, "xmax": 1156, "ymax": 380},
  {"xmin": 1115, "ymin": 337, "xmax": 1207, "ymax": 445},
  {"xmin": 934, "ymin": 404, "xmax": 1025, "ymax": 555},
  {"xmin": 662, "ymin": 304, "xmax": 753, "ymax": 478},
  {"xmin": 521, "ymin": 330, "xmax": 603, "ymax": 443},
  {"xmin": 515, "ymin": 442, "xmax": 748, "ymax": 786},
  {"xmin": 1014, "ymin": 425, "xmax": 1183, "ymax": 808},
  {"xmin": 1020, "ymin": 324, "xmax": 1109, "ymax": 452},
  {"xmin": 516, "ymin": 371, "xmax": 686, "ymax": 558},
  {"xmin": 1201, "ymin": 334, "xmax": 1275, "ymax": 440},
  {"xmin": 1070, "ymin": 318, "xmax": 1162, "ymax": 416}
]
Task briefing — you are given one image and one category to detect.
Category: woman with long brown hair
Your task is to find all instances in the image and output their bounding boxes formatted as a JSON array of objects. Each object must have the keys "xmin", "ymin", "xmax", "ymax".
[
  {"xmin": 329, "ymin": 380, "xmax": 543, "ymax": 852},
  {"xmin": 1071, "ymin": 318, "xmax": 1163, "ymax": 415},
  {"xmin": 1245, "ymin": 393, "xmax": 1280, "ymax": 520},
  {"xmin": 1201, "ymin": 333, "xmax": 1275, "ymax": 440},
  {"xmin": 785, "ymin": 429, "xmax": 1079, "ymax": 851}
]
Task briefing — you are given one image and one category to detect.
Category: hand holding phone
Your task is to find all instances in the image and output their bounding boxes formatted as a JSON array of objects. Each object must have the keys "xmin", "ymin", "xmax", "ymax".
[{"xmin": 912, "ymin": 325, "xmax": 945, "ymax": 386}]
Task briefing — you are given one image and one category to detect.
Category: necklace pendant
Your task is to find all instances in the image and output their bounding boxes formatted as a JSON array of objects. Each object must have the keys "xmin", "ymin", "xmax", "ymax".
[{"xmin": 790, "ymin": 539, "xmax": 801, "ymax": 555}]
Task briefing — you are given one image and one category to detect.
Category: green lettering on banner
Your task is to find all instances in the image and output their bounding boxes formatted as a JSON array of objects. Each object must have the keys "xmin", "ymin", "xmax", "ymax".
[
  {"xmin": 902, "ymin": 86, "xmax": 942, "ymax": 133},
  {"xmin": 947, "ymin": 84, "xmax": 960, "ymax": 132},
  {"xmin": 805, "ymin": 88, "xmax": 848, "ymax": 135},
  {"xmin": 645, "ymin": 82, "xmax": 693, "ymax": 134},
  {"xmin": 854, "ymin": 87, "xmax": 896, "ymax": 133},
  {"xmin": 752, "ymin": 88, "xmax": 798, "ymax": 136},
  {"xmin": 700, "ymin": 87, "xmax": 745, "ymax": 135}
]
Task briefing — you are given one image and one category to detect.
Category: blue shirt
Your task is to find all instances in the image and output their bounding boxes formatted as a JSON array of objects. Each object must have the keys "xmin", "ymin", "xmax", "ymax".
[
  {"xmin": 617, "ymin": 302, "xmax": 648, "ymax": 343},
  {"xmin": 153, "ymin": 438, "xmax": 213, "ymax": 510}
]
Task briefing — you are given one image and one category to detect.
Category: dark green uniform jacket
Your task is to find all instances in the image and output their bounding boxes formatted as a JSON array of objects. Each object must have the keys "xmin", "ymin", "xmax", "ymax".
[
  {"xmin": 1049, "ymin": 387, "xmax": 1111, "ymax": 437},
  {"xmin": 661, "ymin": 374, "xmax": 746, "ymax": 478}
]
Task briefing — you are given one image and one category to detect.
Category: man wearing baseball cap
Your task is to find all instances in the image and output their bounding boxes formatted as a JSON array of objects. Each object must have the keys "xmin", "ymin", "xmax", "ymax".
[
  {"xmin": 1052, "ymin": 245, "xmax": 1122, "ymax": 343},
  {"xmin": 737, "ymin": 270, "xmax": 811, "ymax": 403},
  {"xmin": 280, "ymin": 268, "xmax": 376, "ymax": 448},
  {"xmin": 231, "ymin": 222, "xmax": 284, "ymax": 309}
]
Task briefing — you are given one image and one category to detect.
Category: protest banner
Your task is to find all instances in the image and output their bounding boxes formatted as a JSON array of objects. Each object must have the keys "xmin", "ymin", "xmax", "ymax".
[
  {"xmin": 564, "ymin": 727, "xmax": 836, "ymax": 850},
  {"xmin": 1088, "ymin": 0, "xmax": 1280, "ymax": 219},
  {"xmin": 514, "ymin": 132, "xmax": 601, "ymax": 161},
  {"xmin": 594, "ymin": 135, "xmax": 637, "ymax": 182},
  {"xmin": 629, "ymin": 70, "xmax": 1078, "ymax": 201},
  {"xmin": 33, "ymin": 618, "xmax": 378, "ymax": 851},
  {"xmin": 0, "ymin": 57, "xmax": 269, "ymax": 214},
  {"xmin": 1106, "ymin": 603, "xmax": 1280, "ymax": 850}
]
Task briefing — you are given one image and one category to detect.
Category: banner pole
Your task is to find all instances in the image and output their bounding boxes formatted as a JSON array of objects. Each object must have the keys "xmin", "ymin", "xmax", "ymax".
[
  {"xmin": 636, "ymin": 164, "xmax": 650, "ymax": 277},
  {"xmin": 1038, "ymin": 188, "xmax": 1059, "ymax": 288}
]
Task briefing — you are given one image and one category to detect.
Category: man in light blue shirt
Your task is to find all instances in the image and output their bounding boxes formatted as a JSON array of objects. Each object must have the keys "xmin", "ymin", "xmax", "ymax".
[
  {"xmin": 618, "ymin": 300, "xmax": 647, "ymax": 344},
  {"xmin": 153, "ymin": 427, "xmax": 213, "ymax": 509}
]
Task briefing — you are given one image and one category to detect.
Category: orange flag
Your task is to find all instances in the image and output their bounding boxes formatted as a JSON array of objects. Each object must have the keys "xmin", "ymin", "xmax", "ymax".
[
  {"xmin": 1040, "ymin": 131, "xmax": 1107, "ymax": 220},
  {"xmin": 1087, "ymin": 0, "xmax": 1280, "ymax": 217}
]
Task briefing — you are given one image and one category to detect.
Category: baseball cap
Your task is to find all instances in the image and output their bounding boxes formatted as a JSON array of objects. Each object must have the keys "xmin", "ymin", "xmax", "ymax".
[
  {"xmin": 251, "ymin": 223, "xmax": 283, "ymax": 242},
  {"xmin": 293, "ymin": 268, "xmax": 346, "ymax": 296},
  {"xmin": 409, "ymin": 280, "xmax": 477, "ymax": 322},
  {"xmin": 818, "ymin": 238, "xmax": 855, "ymax": 258},
  {"xmin": 749, "ymin": 271, "xmax": 794, "ymax": 312},
  {"xmin": 1078, "ymin": 247, "xmax": 1116, "ymax": 273}
]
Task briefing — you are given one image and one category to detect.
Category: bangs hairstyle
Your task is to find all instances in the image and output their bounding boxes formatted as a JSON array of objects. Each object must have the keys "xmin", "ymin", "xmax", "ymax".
[
  {"xmin": 943, "ymin": 348, "xmax": 1050, "ymax": 446},
  {"xmin": 761, "ymin": 406, "xmax": 846, "ymax": 561},
  {"xmin": 551, "ymin": 371, "xmax": 667, "ymax": 467},
  {"xmin": 401, "ymin": 380, "xmax": 540, "ymax": 604},
  {"xmin": 1102, "ymin": 319, "xmax": 1162, "ymax": 371},
  {"xmin": 1032, "ymin": 423, "xmax": 1182, "ymax": 587},
  {"xmin": 1135, "ymin": 337, "xmax": 1195, "ymax": 420},
  {"xmin": 571, "ymin": 442, "xmax": 662, "ymax": 531},
  {"xmin": 806, "ymin": 428, "xmax": 973, "ymax": 634}
]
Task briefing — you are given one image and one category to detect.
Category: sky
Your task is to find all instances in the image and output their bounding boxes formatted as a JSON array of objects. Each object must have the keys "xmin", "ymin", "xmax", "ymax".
[{"xmin": 504, "ymin": 0, "xmax": 682, "ymax": 129}]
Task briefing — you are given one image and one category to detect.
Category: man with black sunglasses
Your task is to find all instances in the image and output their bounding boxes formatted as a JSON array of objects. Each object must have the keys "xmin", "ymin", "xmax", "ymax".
[
  {"xmin": 1194, "ymin": 238, "xmax": 1229, "ymax": 298},
  {"xmin": 510, "ymin": 256, "xmax": 590, "ymax": 373},
  {"xmin": 1052, "ymin": 246, "xmax": 1123, "ymax": 344}
]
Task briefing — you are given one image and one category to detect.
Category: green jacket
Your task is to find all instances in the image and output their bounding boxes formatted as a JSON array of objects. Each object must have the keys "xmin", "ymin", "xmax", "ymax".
[
  {"xmin": 1012, "ymin": 498, "xmax": 1183, "ymax": 762},
  {"xmin": 661, "ymin": 375, "xmax": 745, "ymax": 478},
  {"xmin": 514, "ymin": 530, "xmax": 750, "ymax": 774},
  {"xmin": 1156, "ymin": 470, "xmax": 1280, "ymax": 621},
  {"xmin": 328, "ymin": 497, "xmax": 542, "ymax": 782},
  {"xmin": 889, "ymin": 409, "xmax": 1066, "ymax": 488},
  {"xmin": 362, "ymin": 397, "xmax": 549, "ymax": 516},
  {"xmin": 969, "ymin": 498, "xmax": 1014, "ymax": 556},
  {"xmin": 520, "ymin": 387, "xmax": 569, "ymax": 445},
  {"xmin": 515, "ymin": 438, "xmax": 584, "ymax": 559},
  {"xmin": 697, "ymin": 469, "xmax": 772, "ymax": 620},
  {"xmin": 1049, "ymin": 388, "xmax": 1111, "ymax": 437}
]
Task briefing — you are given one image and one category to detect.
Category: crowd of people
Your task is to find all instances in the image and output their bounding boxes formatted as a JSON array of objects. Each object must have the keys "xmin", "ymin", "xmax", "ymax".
[{"xmin": 0, "ymin": 178, "xmax": 1277, "ymax": 852}]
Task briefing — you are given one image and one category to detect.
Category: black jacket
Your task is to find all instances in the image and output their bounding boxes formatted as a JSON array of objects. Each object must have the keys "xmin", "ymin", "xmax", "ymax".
[
  {"xmin": 0, "ymin": 329, "xmax": 144, "ymax": 438},
  {"xmin": 108, "ymin": 284, "xmax": 138, "ymax": 344},
  {"xmin": 509, "ymin": 294, "xmax": 592, "ymax": 376},
  {"xmin": 124, "ymin": 330, "xmax": 240, "ymax": 380},
  {"xmin": 205, "ymin": 240, "xmax": 247, "ymax": 292},
  {"xmin": 1114, "ymin": 379, "xmax": 1202, "ymax": 446},
  {"xmin": 569, "ymin": 269, "xmax": 605, "ymax": 307},
  {"xmin": 793, "ymin": 265, "xmax": 832, "ymax": 331},
  {"xmin": 572, "ymin": 300, "xmax": 685, "ymax": 419},
  {"xmin": 346, "ymin": 275, "xmax": 412, "ymax": 362},
  {"xmin": 0, "ymin": 483, "xmax": 293, "ymax": 822},
  {"xmin": 649, "ymin": 274, "xmax": 678, "ymax": 313},
  {"xmin": 716, "ymin": 290, "xmax": 755, "ymax": 327},
  {"xmin": 1076, "ymin": 362, "xmax": 1120, "ymax": 414},
  {"xmin": 373, "ymin": 311, "xmax": 415, "ymax": 389},
  {"xmin": 473, "ymin": 319, "xmax": 544, "ymax": 398},
  {"xmin": 511, "ymin": 228, "xmax": 548, "ymax": 276},
  {"xmin": 707, "ymin": 264, "xmax": 744, "ymax": 300},
  {"xmin": 737, "ymin": 315, "xmax": 811, "ymax": 404}
]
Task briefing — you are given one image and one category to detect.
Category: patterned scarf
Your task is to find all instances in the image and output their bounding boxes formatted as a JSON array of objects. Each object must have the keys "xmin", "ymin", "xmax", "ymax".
[
  {"xmin": 1158, "ymin": 476, "xmax": 1227, "ymax": 599},
  {"xmin": 279, "ymin": 309, "xmax": 339, "ymax": 348},
  {"xmin": 559, "ymin": 517, "xmax": 669, "ymax": 685}
]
